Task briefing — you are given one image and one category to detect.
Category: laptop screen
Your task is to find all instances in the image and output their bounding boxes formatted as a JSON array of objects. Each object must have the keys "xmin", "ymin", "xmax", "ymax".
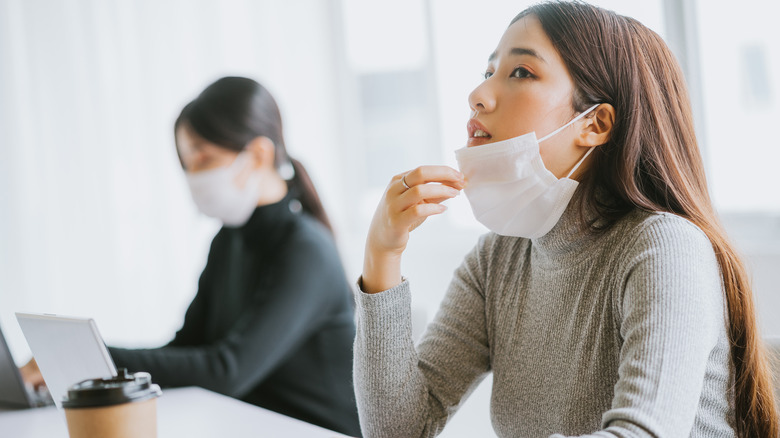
[{"xmin": 15, "ymin": 313, "xmax": 117, "ymax": 409}]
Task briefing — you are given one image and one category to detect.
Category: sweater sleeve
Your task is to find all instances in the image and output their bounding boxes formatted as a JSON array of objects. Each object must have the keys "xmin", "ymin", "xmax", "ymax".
[
  {"xmin": 109, "ymin": 236, "xmax": 341, "ymax": 398},
  {"xmin": 552, "ymin": 216, "xmax": 727, "ymax": 438},
  {"xmin": 353, "ymin": 238, "xmax": 491, "ymax": 438}
]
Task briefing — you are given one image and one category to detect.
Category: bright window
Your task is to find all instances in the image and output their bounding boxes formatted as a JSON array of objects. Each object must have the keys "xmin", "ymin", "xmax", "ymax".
[{"xmin": 696, "ymin": 0, "xmax": 780, "ymax": 212}]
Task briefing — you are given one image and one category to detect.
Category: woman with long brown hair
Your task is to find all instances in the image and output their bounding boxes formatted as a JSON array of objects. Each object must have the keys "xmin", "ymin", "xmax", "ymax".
[{"xmin": 353, "ymin": 2, "xmax": 777, "ymax": 437}]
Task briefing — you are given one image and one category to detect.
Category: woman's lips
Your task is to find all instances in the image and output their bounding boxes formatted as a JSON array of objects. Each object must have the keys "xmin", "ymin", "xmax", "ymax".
[{"xmin": 467, "ymin": 119, "xmax": 492, "ymax": 147}]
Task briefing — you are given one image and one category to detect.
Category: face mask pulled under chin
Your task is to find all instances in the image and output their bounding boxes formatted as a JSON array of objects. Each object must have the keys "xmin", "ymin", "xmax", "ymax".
[
  {"xmin": 185, "ymin": 152, "xmax": 262, "ymax": 227},
  {"xmin": 455, "ymin": 104, "xmax": 598, "ymax": 238}
]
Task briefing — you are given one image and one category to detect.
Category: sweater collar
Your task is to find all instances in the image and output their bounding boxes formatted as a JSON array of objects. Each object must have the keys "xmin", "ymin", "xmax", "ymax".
[
  {"xmin": 226, "ymin": 190, "xmax": 302, "ymax": 241},
  {"xmin": 530, "ymin": 192, "xmax": 601, "ymax": 266}
]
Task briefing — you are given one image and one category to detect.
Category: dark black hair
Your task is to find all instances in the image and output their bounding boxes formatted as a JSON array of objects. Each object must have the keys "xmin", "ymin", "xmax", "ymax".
[{"xmin": 175, "ymin": 76, "xmax": 333, "ymax": 233}]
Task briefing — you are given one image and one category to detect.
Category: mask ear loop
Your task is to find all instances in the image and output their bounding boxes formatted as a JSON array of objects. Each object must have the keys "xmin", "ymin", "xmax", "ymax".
[
  {"xmin": 538, "ymin": 103, "xmax": 600, "ymax": 143},
  {"xmin": 566, "ymin": 146, "xmax": 595, "ymax": 179},
  {"xmin": 535, "ymin": 103, "xmax": 600, "ymax": 179}
]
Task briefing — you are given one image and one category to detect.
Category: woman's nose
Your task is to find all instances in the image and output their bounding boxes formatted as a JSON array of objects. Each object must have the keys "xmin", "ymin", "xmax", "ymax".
[{"xmin": 468, "ymin": 80, "xmax": 496, "ymax": 114}]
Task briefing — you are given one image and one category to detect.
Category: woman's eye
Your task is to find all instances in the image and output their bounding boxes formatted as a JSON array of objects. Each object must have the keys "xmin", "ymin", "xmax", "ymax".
[
  {"xmin": 511, "ymin": 67, "xmax": 532, "ymax": 79},
  {"xmin": 483, "ymin": 71, "xmax": 493, "ymax": 80}
]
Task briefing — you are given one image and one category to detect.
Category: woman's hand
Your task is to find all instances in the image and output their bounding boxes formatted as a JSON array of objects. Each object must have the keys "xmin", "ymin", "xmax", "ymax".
[
  {"xmin": 362, "ymin": 166, "xmax": 464, "ymax": 294},
  {"xmin": 20, "ymin": 358, "xmax": 46, "ymax": 389}
]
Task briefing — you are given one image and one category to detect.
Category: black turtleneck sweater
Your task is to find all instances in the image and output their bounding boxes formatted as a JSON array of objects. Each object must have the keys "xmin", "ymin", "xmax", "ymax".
[{"xmin": 108, "ymin": 194, "xmax": 360, "ymax": 437}]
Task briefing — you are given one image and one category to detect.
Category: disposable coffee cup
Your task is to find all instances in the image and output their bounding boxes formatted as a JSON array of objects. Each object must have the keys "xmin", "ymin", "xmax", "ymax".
[{"xmin": 62, "ymin": 368, "xmax": 162, "ymax": 438}]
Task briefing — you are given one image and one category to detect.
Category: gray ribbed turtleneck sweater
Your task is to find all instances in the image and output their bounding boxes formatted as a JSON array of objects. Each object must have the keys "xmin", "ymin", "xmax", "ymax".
[{"xmin": 353, "ymin": 206, "xmax": 736, "ymax": 437}]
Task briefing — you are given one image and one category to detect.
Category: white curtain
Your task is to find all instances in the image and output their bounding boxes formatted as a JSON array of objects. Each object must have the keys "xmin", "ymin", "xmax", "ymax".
[{"xmin": 0, "ymin": 0, "xmax": 346, "ymax": 359}]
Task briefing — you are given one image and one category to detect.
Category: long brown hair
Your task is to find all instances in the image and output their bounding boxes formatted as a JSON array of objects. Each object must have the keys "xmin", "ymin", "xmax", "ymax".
[
  {"xmin": 175, "ymin": 76, "xmax": 333, "ymax": 233},
  {"xmin": 514, "ymin": 2, "xmax": 778, "ymax": 436}
]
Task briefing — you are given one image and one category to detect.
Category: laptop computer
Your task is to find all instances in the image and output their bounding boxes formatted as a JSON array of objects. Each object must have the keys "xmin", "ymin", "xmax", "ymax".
[
  {"xmin": 0, "ymin": 323, "xmax": 53, "ymax": 408},
  {"xmin": 15, "ymin": 313, "xmax": 117, "ymax": 409}
]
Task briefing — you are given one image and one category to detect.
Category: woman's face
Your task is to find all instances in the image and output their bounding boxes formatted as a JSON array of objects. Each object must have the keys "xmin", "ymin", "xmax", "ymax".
[
  {"xmin": 467, "ymin": 15, "xmax": 584, "ymax": 178},
  {"xmin": 176, "ymin": 125, "xmax": 239, "ymax": 172}
]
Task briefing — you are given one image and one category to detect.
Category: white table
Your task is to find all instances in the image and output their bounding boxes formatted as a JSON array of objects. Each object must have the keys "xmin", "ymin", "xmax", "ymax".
[{"xmin": 0, "ymin": 387, "xmax": 353, "ymax": 437}]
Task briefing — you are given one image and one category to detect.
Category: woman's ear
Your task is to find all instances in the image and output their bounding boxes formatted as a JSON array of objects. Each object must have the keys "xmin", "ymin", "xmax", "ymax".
[
  {"xmin": 245, "ymin": 136, "xmax": 276, "ymax": 170},
  {"xmin": 577, "ymin": 103, "xmax": 615, "ymax": 147}
]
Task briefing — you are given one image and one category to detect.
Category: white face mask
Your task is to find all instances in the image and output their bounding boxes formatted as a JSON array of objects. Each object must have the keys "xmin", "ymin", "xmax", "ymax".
[
  {"xmin": 455, "ymin": 104, "xmax": 599, "ymax": 238},
  {"xmin": 185, "ymin": 152, "xmax": 262, "ymax": 227}
]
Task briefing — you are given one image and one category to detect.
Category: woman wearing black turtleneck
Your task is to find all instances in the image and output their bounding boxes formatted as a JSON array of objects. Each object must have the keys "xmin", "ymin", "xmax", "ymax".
[{"xmin": 108, "ymin": 77, "xmax": 360, "ymax": 436}]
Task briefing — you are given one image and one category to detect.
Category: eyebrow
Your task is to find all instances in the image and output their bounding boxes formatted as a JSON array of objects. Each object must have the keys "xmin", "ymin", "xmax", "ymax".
[{"xmin": 488, "ymin": 47, "xmax": 547, "ymax": 64}]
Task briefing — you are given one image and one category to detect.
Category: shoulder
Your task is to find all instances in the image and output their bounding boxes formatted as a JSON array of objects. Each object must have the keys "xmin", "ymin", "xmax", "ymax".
[
  {"xmin": 289, "ymin": 213, "xmax": 336, "ymax": 245},
  {"xmin": 202, "ymin": 227, "xmax": 234, "ymax": 265},
  {"xmin": 613, "ymin": 210, "xmax": 724, "ymax": 313},
  {"xmin": 612, "ymin": 211, "xmax": 728, "ymax": 345},
  {"xmin": 281, "ymin": 213, "xmax": 343, "ymax": 267},
  {"xmin": 264, "ymin": 215, "xmax": 351, "ymax": 301},
  {"xmin": 611, "ymin": 210, "xmax": 720, "ymax": 286},
  {"xmin": 615, "ymin": 210, "xmax": 715, "ymax": 262}
]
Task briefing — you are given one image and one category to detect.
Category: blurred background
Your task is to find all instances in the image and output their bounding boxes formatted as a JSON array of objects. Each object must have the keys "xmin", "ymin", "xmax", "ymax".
[{"xmin": 1, "ymin": 0, "xmax": 778, "ymax": 435}]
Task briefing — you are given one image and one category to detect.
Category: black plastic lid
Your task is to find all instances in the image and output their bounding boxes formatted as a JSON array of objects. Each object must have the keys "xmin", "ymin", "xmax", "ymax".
[{"xmin": 62, "ymin": 368, "xmax": 162, "ymax": 409}]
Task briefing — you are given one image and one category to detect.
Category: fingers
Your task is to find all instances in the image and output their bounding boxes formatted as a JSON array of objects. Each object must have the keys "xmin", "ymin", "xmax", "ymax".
[
  {"xmin": 399, "ymin": 202, "xmax": 448, "ymax": 223},
  {"xmin": 381, "ymin": 202, "xmax": 447, "ymax": 241},
  {"xmin": 392, "ymin": 165, "xmax": 465, "ymax": 194},
  {"xmin": 20, "ymin": 361, "xmax": 45, "ymax": 388},
  {"xmin": 388, "ymin": 165, "xmax": 464, "ymax": 224},
  {"xmin": 366, "ymin": 165, "xmax": 463, "ymax": 258},
  {"xmin": 395, "ymin": 183, "xmax": 460, "ymax": 211}
]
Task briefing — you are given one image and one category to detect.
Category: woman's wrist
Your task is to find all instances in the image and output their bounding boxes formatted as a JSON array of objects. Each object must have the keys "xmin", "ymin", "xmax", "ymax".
[{"xmin": 361, "ymin": 249, "xmax": 403, "ymax": 294}]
